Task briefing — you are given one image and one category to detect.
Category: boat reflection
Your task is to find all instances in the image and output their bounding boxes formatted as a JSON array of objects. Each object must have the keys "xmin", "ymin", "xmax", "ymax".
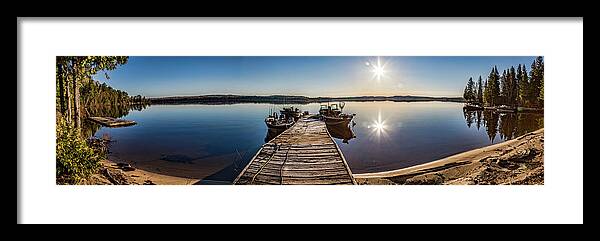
[{"xmin": 326, "ymin": 122, "xmax": 356, "ymax": 144}]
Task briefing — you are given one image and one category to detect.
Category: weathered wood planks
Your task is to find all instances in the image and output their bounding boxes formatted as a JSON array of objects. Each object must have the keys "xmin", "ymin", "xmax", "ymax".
[
  {"xmin": 234, "ymin": 118, "xmax": 356, "ymax": 185},
  {"xmin": 88, "ymin": 117, "xmax": 136, "ymax": 127}
]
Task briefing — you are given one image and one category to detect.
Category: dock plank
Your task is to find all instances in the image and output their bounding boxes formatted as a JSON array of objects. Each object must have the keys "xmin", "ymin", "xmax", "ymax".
[{"xmin": 233, "ymin": 118, "xmax": 356, "ymax": 185}]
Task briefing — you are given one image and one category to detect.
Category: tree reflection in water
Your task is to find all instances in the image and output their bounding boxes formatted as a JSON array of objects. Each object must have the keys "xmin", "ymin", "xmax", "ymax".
[
  {"xmin": 463, "ymin": 109, "xmax": 543, "ymax": 143},
  {"xmin": 83, "ymin": 103, "xmax": 149, "ymax": 138}
]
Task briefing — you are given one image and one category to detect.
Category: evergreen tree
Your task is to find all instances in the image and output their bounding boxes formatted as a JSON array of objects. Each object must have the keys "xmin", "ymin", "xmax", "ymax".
[
  {"xmin": 519, "ymin": 64, "xmax": 530, "ymax": 107},
  {"xmin": 483, "ymin": 78, "xmax": 490, "ymax": 106},
  {"xmin": 470, "ymin": 58, "xmax": 542, "ymax": 109},
  {"xmin": 536, "ymin": 57, "xmax": 544, "ymax": 106},
  {"xmin": 468, "ymin": 77, "xmax": 475, "ymax": 102},
  {"xmin": 477, "ymin": 75, "xmax": 483, "ymax": 105},
  {"xmin": 56, "ymin": 56, "xmax": 129, "ymax": 129},
  {"xmin": 494, "ymin": 66, "xmax": 501, "ymax": 105},
  {"xmin": 463, "ymin": 83, "xmax": 470, "ymax": 102},
  {"xmin": 510, "ymin": 66, "xmax": 518, "ymax": 107},
  {"xmin": 500, "ymin": 69, "xmax": 508, "ymax": 106},
  {"xmin": 463, "ymin": 77, "xmax": 475, "ymax": 103},
  {"xmin": 486, "ymin": 66, "xmax": 500, "ymax": 107},
  {"xmin": 529, "ymin": 56, "xmax": 544, "ymax": 107}
]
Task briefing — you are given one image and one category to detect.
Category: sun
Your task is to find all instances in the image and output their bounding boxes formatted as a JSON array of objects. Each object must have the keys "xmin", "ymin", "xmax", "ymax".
[
  {"xmin": 372, "ymin": 64, "xmax": 385, "ymax": 80},
  {"xmin": 367, "ymin": 57, "xmax": 386, "ymax": 82}
]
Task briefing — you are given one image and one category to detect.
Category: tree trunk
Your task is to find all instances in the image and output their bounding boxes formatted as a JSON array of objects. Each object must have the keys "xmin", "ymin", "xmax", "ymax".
[
  {"xmin": 73, "ymin": 59, "xmax": 81, "ymax": 130},
  {"xmin": 66, "ymin": 74, "xmax": 72, "ymax": 123},
  {"xmin": 57, "ymin": 62, "xmax": 65, "ymax": 114}
]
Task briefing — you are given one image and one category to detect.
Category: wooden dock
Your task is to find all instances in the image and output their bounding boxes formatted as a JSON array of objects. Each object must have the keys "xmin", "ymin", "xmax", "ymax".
[
  {"xmin": 88, "ymin": 117, "xmax": 136, "ymax": 127},
  {"xmin": 234, "ymin": 118, "xmax": 356, "ymax": 185}
]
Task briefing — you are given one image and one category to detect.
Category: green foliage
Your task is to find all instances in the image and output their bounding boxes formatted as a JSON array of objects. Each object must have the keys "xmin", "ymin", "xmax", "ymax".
[
  {"xmin": 470, "ymin": 57, "xmax": 543, "ymax": 108},
  {"xmin": 477, "ymin": 76, "xmax": 483, "ymax": 104},
  {"xmin": 56, "ymin": 116, "xmax": 104, "ymax": 184},
  {"xmin": 56, "ymin": 56, "xmax": 130, "ymax": 125},
  {"xmin": 510, "ymin": 66, "xmax": 519, "ymax": 107},
  {"xmin": 518, "ymin": 64, "xmax": 530, "ymax": 106},
  {"xmin": 539, "ymin": 78, "xmax": 544, "ymax": 103},
  {"xmin": 529, "ymin": 56, "xmax": 544, "ymax": 107},
  {"xmin": 55, "ymin": 56, "xmax": 137, "ymax": 184},
  {"xmin": 81, "ymin": 81, "xmax": 131, "ymax": 109},
  {"xmin": 463, "ymin": 77, "xmax": 476, "ymax": 103},
  {"xmin": 482, "ymin": 66, "xmax": 500, "ymax": 106}
]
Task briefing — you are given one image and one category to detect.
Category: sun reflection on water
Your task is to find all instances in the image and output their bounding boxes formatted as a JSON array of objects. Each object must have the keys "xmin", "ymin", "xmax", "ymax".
[{"xmin": 367, "ymin": 110, "xmax": 390, "ymax": 142}]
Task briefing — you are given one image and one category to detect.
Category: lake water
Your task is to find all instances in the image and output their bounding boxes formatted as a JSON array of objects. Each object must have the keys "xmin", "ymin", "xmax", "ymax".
[{"xmin": 93, "ymin": 101, "xmax": 543, "ymax": 184}]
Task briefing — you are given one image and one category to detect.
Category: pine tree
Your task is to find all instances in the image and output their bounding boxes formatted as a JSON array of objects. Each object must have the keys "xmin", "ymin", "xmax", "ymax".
[
  {"xmin": 519, "ymin": 64, "xmax": 529, "ymax": 107},
  {"xmin": 483, "ymin": 78, "xmax": 490, "ymax": 106},
  {"xmin": 500, "ymin": 69, "xmax": 508, "ymax": 106},
  {"xmin": 477, "ymin": 75, "xmax": 483, "ymax": 105},
  {"xmin": 463, "ymin": 77, "xmax": 476, "ymax": 103},
  {"xmin": 463, "ymin": 84, "xmax": 470, "ymax": 102},
  {"xmin": 488, "ymin": 66, "xmax": 500, "ymax": 107},
  {"xmin": 529, "ymin": 56, "xmax": 544, "ymax": 107},
  {"xmin": 495, "ymin": 66, "xmax": 500, "ymax": 106},
  {"xmin": 468, "ymin": 77, "xmax": 475, "ymax": 102},
  {"xmin": 510, "ymin": 66, "xmax": 518, "ymax": 107}
]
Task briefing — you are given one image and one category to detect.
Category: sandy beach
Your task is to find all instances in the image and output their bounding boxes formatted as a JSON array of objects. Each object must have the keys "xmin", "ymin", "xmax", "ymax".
[
  {"xmin": 354, "ymin": 128, "xmax": 544, "ymax": 185},
  {"xmin": 83, "ymin": 160, "xmax": 200, "ymax": 185}
]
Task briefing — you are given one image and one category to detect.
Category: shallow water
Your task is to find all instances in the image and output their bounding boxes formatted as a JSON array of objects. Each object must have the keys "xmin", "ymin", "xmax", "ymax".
[{"xmin": 93, "ymin": 101, "xmax": 543, "ymax": 183}]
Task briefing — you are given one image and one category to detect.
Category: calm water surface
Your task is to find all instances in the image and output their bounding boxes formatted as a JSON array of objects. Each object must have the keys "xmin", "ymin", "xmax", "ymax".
[{"xmin": 93, "ymin": 102, "xmax": 543, "ymax": 183}]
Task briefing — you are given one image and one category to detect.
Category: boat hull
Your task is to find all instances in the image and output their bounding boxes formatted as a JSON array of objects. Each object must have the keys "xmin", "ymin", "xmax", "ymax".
[
  {"xmin": 265, "ymin": 121, "xmax": 294, "ymax": 130},
  {"xmin": 324, "ymin": 116, "xmax": 353, "ymax": 126}
]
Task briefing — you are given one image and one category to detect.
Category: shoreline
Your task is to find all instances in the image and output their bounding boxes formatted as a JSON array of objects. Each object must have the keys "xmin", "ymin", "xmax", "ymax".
[
  {"xmin": 148, "ymin": 94, "xmax": 465, "ymax": 105},
  {"xmin": 86, "ymin": 128, "xmax": 544, "ymax": 185},
  {"xmin": 85, "ymin": 159, "xmax": 200, "ymax": 185},
  {"xmin": 354, "ymin": 128, "xmax": 544, "ymax": 185}
]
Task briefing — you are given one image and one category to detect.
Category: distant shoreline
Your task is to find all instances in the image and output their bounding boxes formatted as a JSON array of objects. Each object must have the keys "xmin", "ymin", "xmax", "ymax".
[{"xmin": 147, "ymin": 94, "xmax": 465, "ymax": 105}]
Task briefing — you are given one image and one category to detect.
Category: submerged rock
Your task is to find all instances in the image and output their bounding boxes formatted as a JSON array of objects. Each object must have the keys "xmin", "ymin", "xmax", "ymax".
[{"xmin": 159, "ymin": 154, "xmax": 196, "ymax": 164}]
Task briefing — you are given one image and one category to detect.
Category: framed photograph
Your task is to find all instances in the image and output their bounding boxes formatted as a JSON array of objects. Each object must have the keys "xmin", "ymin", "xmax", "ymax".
[{"xmin": 18, "ymin": 18, "xmax": 583, "ymax": 224}]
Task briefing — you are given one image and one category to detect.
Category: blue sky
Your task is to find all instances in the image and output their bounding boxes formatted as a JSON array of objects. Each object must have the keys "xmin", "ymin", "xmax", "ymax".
[{"xmin": 94, "ymin": 56, "xmax": 537, "ymax": 98}]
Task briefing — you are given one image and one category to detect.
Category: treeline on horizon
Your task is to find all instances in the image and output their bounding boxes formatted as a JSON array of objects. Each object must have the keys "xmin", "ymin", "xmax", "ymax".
[
  {"xmin": 463, "ymin": 56, "xmax": 544, "ymax": 108},
  {"xmin": 148, "ymin": 94, "xmax": 465, "ymax": 104}
]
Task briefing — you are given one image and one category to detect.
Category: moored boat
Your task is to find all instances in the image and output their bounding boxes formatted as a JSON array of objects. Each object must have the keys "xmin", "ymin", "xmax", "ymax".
[
  {"xmin": 319, "ymin": 103, "xmax": 342, "ymax": 117},
  {"xmin": 265, "ymin": 117, "xmax": 294, "ymax": 129},
  {"xmin": 280, "ymin": 106, "xmax": 302, "ymax": 121},
  {"xmin": 319, "ymin": 102, "xmax": 356, "ymax": 126},
  {"xmin": 323, "ymin": 113, "xmax": 355, "ymax": 126},
  {"xmin": 265, "ymin": 108, "xmax": 296, "ymax": 130}
]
